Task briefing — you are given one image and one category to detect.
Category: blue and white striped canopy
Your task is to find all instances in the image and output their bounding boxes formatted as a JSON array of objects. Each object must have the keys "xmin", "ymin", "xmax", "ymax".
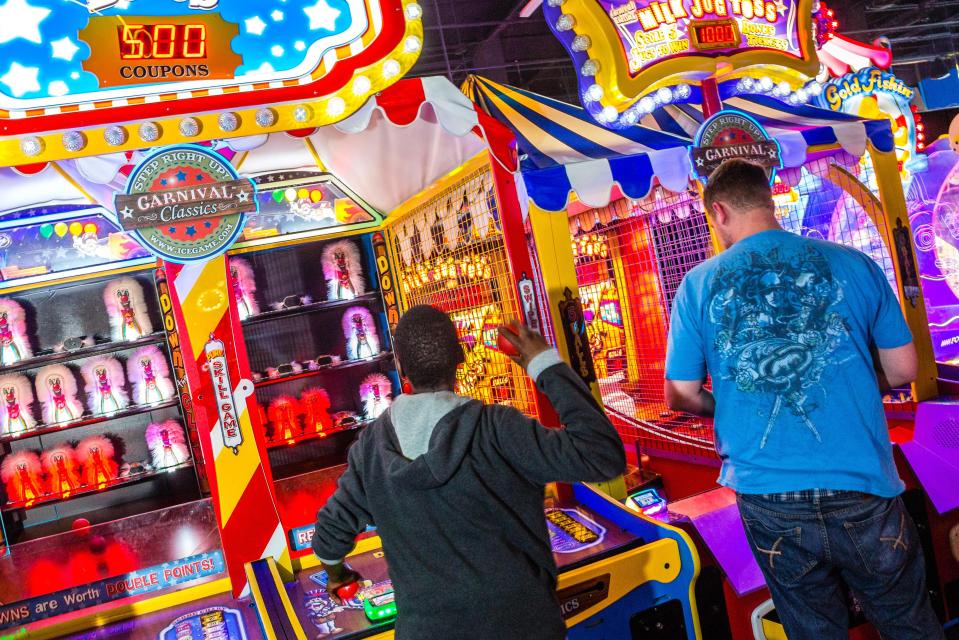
[{"xmin": 463, "ymin": 76, "xmax": 895, "ymax": 212}]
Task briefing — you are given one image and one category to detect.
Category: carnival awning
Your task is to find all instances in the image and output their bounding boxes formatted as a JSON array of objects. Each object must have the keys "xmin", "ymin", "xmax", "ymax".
[
  {"xmin": 464, "ymin": 74, "xmax": 895, "ymax": 212},
  {"xmin": 0, "ymin": 77, "xmax": 514, "ymax": 218}
]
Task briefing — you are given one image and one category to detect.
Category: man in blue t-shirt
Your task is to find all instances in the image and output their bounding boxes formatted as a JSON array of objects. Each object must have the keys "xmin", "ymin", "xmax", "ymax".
[{"xmin": 665, "ymin": 159, "xmax": 943, "ymax": 640}]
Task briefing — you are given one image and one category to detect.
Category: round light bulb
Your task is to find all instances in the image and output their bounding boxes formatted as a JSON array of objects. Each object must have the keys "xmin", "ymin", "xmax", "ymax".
[
  {"xmin": 327, "ymin": 97, "xmax": 346, "ymax": 117},
  {"xmin": 138, "ymin": 122, "xmax": 161, "ymax": 142},
  {"xmin": 218, "ymin": 112, "xmax": 240, "ymax": 132},
  {"xmin": 353, "ymin": 75, "xmax": 372, "ymax": 95},
  {"xmin": 179, "ymin": 117, "xmax": 200, "ymax": 137},
  {"xmin": 581, "ymin": 59, "xmax": 600, "ymax": 76},
  {"xmin": 104, "ymin": 126, "xmax": 128, "ymax": 146},
  {"xmin": 571, "ymin": 35, "xmax": 591, "ymax": 51},
  {"xmin": 383, "ymin": 59, "xmax": 401, "ymax": 78},
  {"xmin": 405, "ymin": 2, "xmax": 422, "ymax": 19},
  {"xmin": 293, "ymin": 105, "xmax": 313, "ymax": 123},
  {"xmin": 62, "ymin": 131, "xmax": 86, "ymax": 152},
  {"xmin": 556, "ymin": 14, "xmax": 575, "ymax": 31},
  {"xmin": 585, "ymin": 83, "xmax": 604, "ymax": 102},
  {"xmin": 599, "ymin": 106, "xmax": 618, "ymax": 122},
  {"xmin": 20, "ymin": 136, "xmax": 44, "ymax": 157},
  {"xmin": 655, "ymin": 87, "xmax": 673, "ymax": 104},
  {"xmin": 255, "ymin": 108, "xmax": 277, "ymax": 127},
  {"xmin": 404, "ymin": 35, "xmax": 422, "ymax": 53}
]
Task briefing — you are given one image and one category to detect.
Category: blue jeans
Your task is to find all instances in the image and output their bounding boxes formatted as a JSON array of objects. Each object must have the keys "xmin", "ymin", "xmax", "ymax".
[{"xmin": 737, "ymin": 491, "xmax": 944, "ymax": 640}]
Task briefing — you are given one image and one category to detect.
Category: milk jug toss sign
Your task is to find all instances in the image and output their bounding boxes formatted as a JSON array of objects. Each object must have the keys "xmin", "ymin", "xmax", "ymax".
[
  {"xmin": 692, "ymin": 110, "xmax": 782, "ymax": 183},
  {"xmin": 115, "ymin": 145, "xmax": 258, "ymax": 263}
]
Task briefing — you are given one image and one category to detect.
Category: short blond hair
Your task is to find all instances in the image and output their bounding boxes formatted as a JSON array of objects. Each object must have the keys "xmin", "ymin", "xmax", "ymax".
[{"xmin": 702, "ymin": 159, "xmax": 774, "ymax": 214}]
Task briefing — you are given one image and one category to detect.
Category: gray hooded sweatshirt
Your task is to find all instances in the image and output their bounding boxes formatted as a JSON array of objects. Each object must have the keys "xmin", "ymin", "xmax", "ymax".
[{"xmin": 312, "ymin": 350, "xmax": 625, "ymax": 640}]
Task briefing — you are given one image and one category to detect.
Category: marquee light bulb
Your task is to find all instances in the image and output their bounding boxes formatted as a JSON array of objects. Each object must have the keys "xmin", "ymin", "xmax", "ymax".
[
  {"xmin": 655, "ymin": 87, "xmax": 673, "ymax": 104},
  {"xmin": 571, "ymin": 35, "xmax": 591, "ymax": 51},
  {"xmin": 255, "ymin": 108, "xmax": 277, "ymax": 127},
  {"xmin": 20, "ymin": 136, "xmax": 44, "ymax": 157},
  {"xmin": 293, "ymin": 105, "xmax": 313, "ymax": 123},
  {"xmin": 327, "ymin": 97, "xmax": 346, "ymax": 117},
  {"xmin": 585, "ymin": 83, "xmax": 604, "ymax": 102},
  {"xmin": 138, "ymin": 121, "xmax": 161, "ymax": 142},
  {"xmin": 404, "ymin": 35, "xmax": 422, "ymax": 53},
  {"xmin": 383, "ymin": 59, "xmax": 401, "ymax": 78},
  {"xmin": 104, "ymin": 126, "xmax": 128, "ymax": 146},
  {"xmin": 638, "ymin": 96, "xmax": 656, "ymax": 113},
  {"xmin": 759, "ymin": 77, "xmax": 774, "ymax": 91},
  {"xmin": 218, "ymin": 112, "xmax": 240, "ymax": 132},
  {"xmin": 599, "ymin": 106, "xmax": 618, "ymax": 122},
  {"xmin": 353, "ymin": 75, "xmax": 372, "ymax": 95},
  {"xmin": 179, "ymin": 117, "xmax": 200, "ymax": 137},
  {"xmin": 62, "ymin": 131, "xmax": 86, "ymax": 152},
  {"xmin": 556, "ymin": 14, "xmax": 575, "ymax": 31},
  {"xmin": 581, "ymin": 59, "xmax": 600, "ymax": 76},
  {"xmin": 405, "ymin": 2, "xmax": 422, "ymax": 19}
]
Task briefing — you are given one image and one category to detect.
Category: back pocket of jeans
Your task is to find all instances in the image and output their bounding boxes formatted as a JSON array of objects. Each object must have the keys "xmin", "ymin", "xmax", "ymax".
[
  {"xmin": 843, "ymin": 497, "xmax": 916, "ymax": 577},
  {"xmin": 742, "ymin": 517, "xmax": 818, "ymax": 587}
]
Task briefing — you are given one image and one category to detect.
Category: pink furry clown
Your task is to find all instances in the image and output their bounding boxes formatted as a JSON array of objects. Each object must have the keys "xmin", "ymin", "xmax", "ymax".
[
  {"xmin": 0, "ymin": 298, "xmax": 32, "ymax": 366},
  {"xmin": 300, "ymin": 387, "xmax": 332, "ymax": 433},
  {"xmin": 1, "ymin": 451, "xmax": 44, "ymax": 504},
  {"xmin": 0, "ymin": 374, "xmax": 37, "ymax": 435},
  {"xmin": 322, "ymin": 240, "xmax": 366, "ymax": 301},
  {"xmin": 81, "ymin": 356, "xmax": 129, "ymax": 416},
  {"xmin": 35, "ymin": 364, "xmax": 84, "ymax": 424},
  {"xmin": 360, "ymin": 373, "xmax": 392, "ymax": 419},
  {"xmin": 127, "ymin": 345, "xmax": 174, "ymax": 406},
  {"xmin": 342, "ymin": 307, "xmax": 379, "ymax": 360},
  {"xmin": 103, "ymin": 277, "xmax": 152, "ymax": 341},
  {"xmin": 229, "ymin": 257, "xmax": 259, "ymax": 320},
  {"xmin": 76, "ymin": 435, "xmax": 118, "ymax": 489},
  {"xmin": 268, "ymin": 396, "xmax": 300, "ymax": 442},
  {"xmin": 41, "ymin": 444, "xmax": 82, "ymax": 498},
  {"xmin": 145, "ymin": 419, "xmax": 191, "ymax": 470}
]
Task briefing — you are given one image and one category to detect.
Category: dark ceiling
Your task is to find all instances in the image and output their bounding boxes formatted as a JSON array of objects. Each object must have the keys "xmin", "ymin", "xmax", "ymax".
[{"xmin": 407, "ymin": 0, "xmax": 959, "ymax": 105}]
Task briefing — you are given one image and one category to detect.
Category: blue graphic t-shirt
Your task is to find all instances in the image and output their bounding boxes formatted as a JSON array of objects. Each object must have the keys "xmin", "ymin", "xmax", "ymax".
[{"xmin": 665, "ymin": 229, "xmax": 910, "ymax": 496}]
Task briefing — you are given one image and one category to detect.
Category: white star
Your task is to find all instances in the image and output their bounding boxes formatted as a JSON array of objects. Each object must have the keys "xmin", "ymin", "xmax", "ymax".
[
  {"xmin": 247, "ymin": 61, "xmax": 275, "ymax": 77},
  {"xmin": 48, "ymin": 80, "xmax": 68, "ymax": 96},
  {"xmin": 237, "ymin": 191, "xmax": 249, "ymax": 203},
  {"xmin": 244, "ymin": 16, "xmax": 267, "ymax": 35},
  {"xmin": 696, "ymin": 157, "xmax": 704, "ymax": 167},
  {"xmin": 271, "ymin": 9, "xmax": 284, "ymax": 20},
  {"xmin": 303, "ymin": 0, "xmax": 340, "ymax": 31},
  {"xmin": 271, "ymin": 45, "xmax": 284, "ymax": 57},
  {"xmin": 70, "ymin": 72, "xmax": 80, "ymax": 80},
  {"xmin": 0, "ymin": 62, "xmax": 39, "ymax": 97},
  {"xmin": 51, "ymin": 37, "xmax": 80, "ymax": 61},
  {"xmin": 0, "ymin": 0, "xmax": 50, "ymax": 44},
  {"xmin": 294, "ymin": 40, "xmax": 306, "ymax": 51}
]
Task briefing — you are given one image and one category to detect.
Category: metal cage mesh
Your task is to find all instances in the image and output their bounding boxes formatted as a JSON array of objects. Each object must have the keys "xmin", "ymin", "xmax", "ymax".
[{"xmin": 389, "ymin": 165, "xmax": 537, "ymax": 416}]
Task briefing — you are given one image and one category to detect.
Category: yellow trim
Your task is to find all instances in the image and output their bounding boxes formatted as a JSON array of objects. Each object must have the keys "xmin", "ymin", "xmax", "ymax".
[
  {"xmin": 866, "ymin": 142, "xmax": 938, "ymax": 400},
  {"xmin": 294, "ymin": 535, "xmax": 384, "ymax": 572},
  {"xmin": 582, "ymin": 485, "xmax": 703, "ymax": 640},
  {"xmin": 229, "ymin": 222, "xmax": 381, "ymax": 255},
  {"xmin": 565, "ymin": 0, "xmax": 818, "ymax": 113},
  {"xmin": 0, "ymin": 262, "xmax": 154, "ymax": 294},
  {"xmin": 303, "ymin": 137, "xmax": 327, "ymax": 172},
  {"xmin": 761, "ymin": 617, "xmax": 789, "ymax": 640},
  {"xmin": 264, "ymin": 558, "xmax": 309, "ymax": 640},
  {"xmin": 49, "ymin": 162, "xmax": 99, "ymax": 204},
  {"xmin": 0, "ymin": 2, "xmax": 425, "ymax": 167},
  {"xmin": 232, "ymin": 150, "xmax": 250, "ymax": 172},
  {"xmin": 384, "ymin": 152, "xmax": 490, "ymax": 228},
  {"xmin": 24, "ymin": 577, "xmax": 231, "ymax": 640},
  {"xmin": 245, "ymin": 563, "xmax": 281, "ymax": 640}
]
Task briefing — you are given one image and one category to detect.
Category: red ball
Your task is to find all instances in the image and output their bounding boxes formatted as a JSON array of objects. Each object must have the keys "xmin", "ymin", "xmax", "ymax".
[
  {"xmin": 89, "ymin": 535, "xmax": 107, "ymax": 554},
  {"xmin": 497, "ymin": 327, "xmax": 520, "ymax": 357},
  {"xmin": 72, "ymin": 517, "xmax": 90, "ymax": 530},
  {"xmin": 335, "ymin": 581, "xmax": 359, "ymax": 600}
]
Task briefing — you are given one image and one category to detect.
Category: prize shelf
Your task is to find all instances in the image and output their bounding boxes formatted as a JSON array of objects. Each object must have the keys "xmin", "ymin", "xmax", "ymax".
[
  {"xmin": 0, "ymin": 398, "xmax": 181, "ymax": 445},
  {"xmin": 265, "ymin": 418, "xmax": 372, "ymax": 450},
  {"xmin": 2, "ymin": 460, "xmax": 193, "ymax": 512},
  {"xmin": 0, "ymin": 332, "xmax": 167, "ymax": 376},
  {"xmin": 254, "ymin": 352, "xmax": 394, "ymax": 389},
  {"xmin": 241, "ymin": 292, "xmax": 380, "ymax": 326}
]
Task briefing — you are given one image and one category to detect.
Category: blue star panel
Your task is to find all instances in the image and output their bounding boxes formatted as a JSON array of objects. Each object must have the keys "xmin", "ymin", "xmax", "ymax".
[{"xmin": 0, "ymin": 0, "xmax": 363, "ymax": 107}]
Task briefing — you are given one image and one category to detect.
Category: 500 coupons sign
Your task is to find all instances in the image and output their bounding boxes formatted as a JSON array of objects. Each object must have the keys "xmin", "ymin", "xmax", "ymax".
[{"xmin": 115, "ymin": 145, "xmax": 257, "ymax": 263}]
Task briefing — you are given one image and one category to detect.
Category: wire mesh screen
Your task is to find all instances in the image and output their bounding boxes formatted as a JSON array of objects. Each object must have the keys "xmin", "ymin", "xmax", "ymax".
[
  {"xmin": 389, "ymin": 165, "xmax": 537, "ymax": 416},
  {"xmin": 775, "ymin": 153, "xmax": 898, "ymax": 292},
  {"xmin": 569, "ymin": 188, "xmax": 718, "ymax": 461}
]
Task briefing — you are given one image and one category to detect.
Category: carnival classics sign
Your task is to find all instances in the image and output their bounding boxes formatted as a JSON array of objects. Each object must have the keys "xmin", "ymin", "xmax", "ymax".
[
  {"xmin": 115, "ymin": 145, "xmax": 257, "ymax": 263},
  {"xmin": 691, "ymin": 110, "xmax": 782, "ymax": 181}
]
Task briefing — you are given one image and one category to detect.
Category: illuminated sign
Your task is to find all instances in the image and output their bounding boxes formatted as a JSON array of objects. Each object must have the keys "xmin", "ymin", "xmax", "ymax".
[
  {"xmin": 78, "ymin": 15, "xmax": 242, "ymax": 87},
  {"xmin": 691, "ymin": 110, "xmax": 782, "ymax": 183},
  {"xmin": 116, "ymin": 144, "xmax": 256, "ymax": 263},
  {"xmin": 816, "ymin": 67, "xmax": 923, "ymax": 176},
  {"xmin": 545, "ymin": 0, "xmax": 817, "ymax": 127},
  {"xmin": 0, "ymin": 0, "xmax": 423, "ymax": 147}
]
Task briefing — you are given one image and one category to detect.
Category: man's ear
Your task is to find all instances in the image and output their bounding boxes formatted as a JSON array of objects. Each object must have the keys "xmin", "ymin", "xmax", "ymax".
[{"xmin": 711, "ymin": 201, "xmax": 728, "ymax": 226}]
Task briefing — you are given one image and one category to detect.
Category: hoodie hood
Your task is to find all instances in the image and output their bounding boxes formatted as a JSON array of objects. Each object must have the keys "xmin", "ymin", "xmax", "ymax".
[{"xmin": 385, "ymin": 392, "xmax": 481, "ymax": 489}]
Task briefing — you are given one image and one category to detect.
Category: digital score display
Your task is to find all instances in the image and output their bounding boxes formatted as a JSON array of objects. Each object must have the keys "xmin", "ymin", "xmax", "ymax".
[
  {"xmin": 118, "ymin": 23, "xmax": 208, "ymax": 60},
  {"xmin": 689, "ymin": 19, "xmax": 741, "ymax": 51},
  {"xmin": 79, "ymin": 15, "xmax": 241, "ymax": 88}
]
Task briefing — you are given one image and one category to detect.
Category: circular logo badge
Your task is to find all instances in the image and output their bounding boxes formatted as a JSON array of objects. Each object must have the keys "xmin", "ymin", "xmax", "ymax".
[{"xmin": 116, "ymin": 145, "xmax": 256, "ymax": 264}]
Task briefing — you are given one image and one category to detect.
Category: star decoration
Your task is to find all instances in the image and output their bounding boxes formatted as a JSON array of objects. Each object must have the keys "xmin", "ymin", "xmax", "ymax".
[
  {"xmin": 204, "ymin": 221, "xmax": 213, "ymax": 229},
  {"xmin": 121, "ymin": 207, "xmax": 134, "ymax": 219},
  {"xmin": 294, "ymin": 40, "xmax": 306, "ymax": 51},
  {"xmin": 237, "ymin": 190, "xmax": 250, "ymax": 203},
  {"xmin": 775, "ymin": 0, "xmax": 787, "ymax": 15},
  {"xmin": 51, "ymin": 37, "xmax": 80, "ymax": 61},
  {"xmin": 195, "ymin": 174, "xmax": 204, "ymax": 181},
  {"xmin": 175, "ymin": 170, "xmax": 187, "ymax": 181},
  {"xmin": 48, "ymin": 80, "xmax": 68, "ymax": 96},
  {"xmin": 304, "ymin": 0, "xmax": 341, "ymax": 31},
  {"xmin": 0, "ymin": 62, "xmax": 40, "ymax": 98},
  {"xmin": 0, "ymin": 0, "xmax": 50, "ymax": 45},
  {"xmin": 160, "ymin": 179, "xmax": 168, "ymax": 186},
  {"xmin": 271, "ymin": 9, "xmax": 284, "ymax": 20},
  {"xmin": 54, "ymin": 246, "xmax": 68, "ymax": 259},
  {"xmin": 271, "ymin": 45, "xmax": 284, "ymax": 57},
  {"xmin": 768, "ymin": 149, "xmax": 778, "ymax": 158},
  {"xmin": 696, "ymin": 157, "xmax": 704, "ymax": 167},
  {"xmin": 244, "ymin": 16, "xmax": 267, "ymax": 36},
  {"xmin": 185, "ymin": 226, "xmax": 197, "ymax": 237}
]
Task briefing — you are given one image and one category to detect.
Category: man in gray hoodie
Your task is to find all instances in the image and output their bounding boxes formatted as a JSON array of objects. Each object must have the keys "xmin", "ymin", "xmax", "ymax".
[{"xmin": 311, "ymin": 304, "xmax": 626, "ymax": 639}]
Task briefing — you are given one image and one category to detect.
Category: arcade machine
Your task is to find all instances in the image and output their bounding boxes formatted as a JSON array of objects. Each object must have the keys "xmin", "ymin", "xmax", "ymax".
[
  {"xmin": 466, "ymin": 0, "xmax": 953, "ymax": 636},
  {"xmin": 0, "ymin": 4, "xmax": 706, "ymax": 640}
]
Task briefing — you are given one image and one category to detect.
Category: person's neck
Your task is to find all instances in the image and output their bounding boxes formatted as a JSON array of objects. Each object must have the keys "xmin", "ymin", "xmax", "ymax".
[
  {"xmin": 409, "ymin": 385, "xmax": 455, "ymax": 395},
  {"xmin": 727, "ymin": 215, "xmax": 782, "ymax": 246}
]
